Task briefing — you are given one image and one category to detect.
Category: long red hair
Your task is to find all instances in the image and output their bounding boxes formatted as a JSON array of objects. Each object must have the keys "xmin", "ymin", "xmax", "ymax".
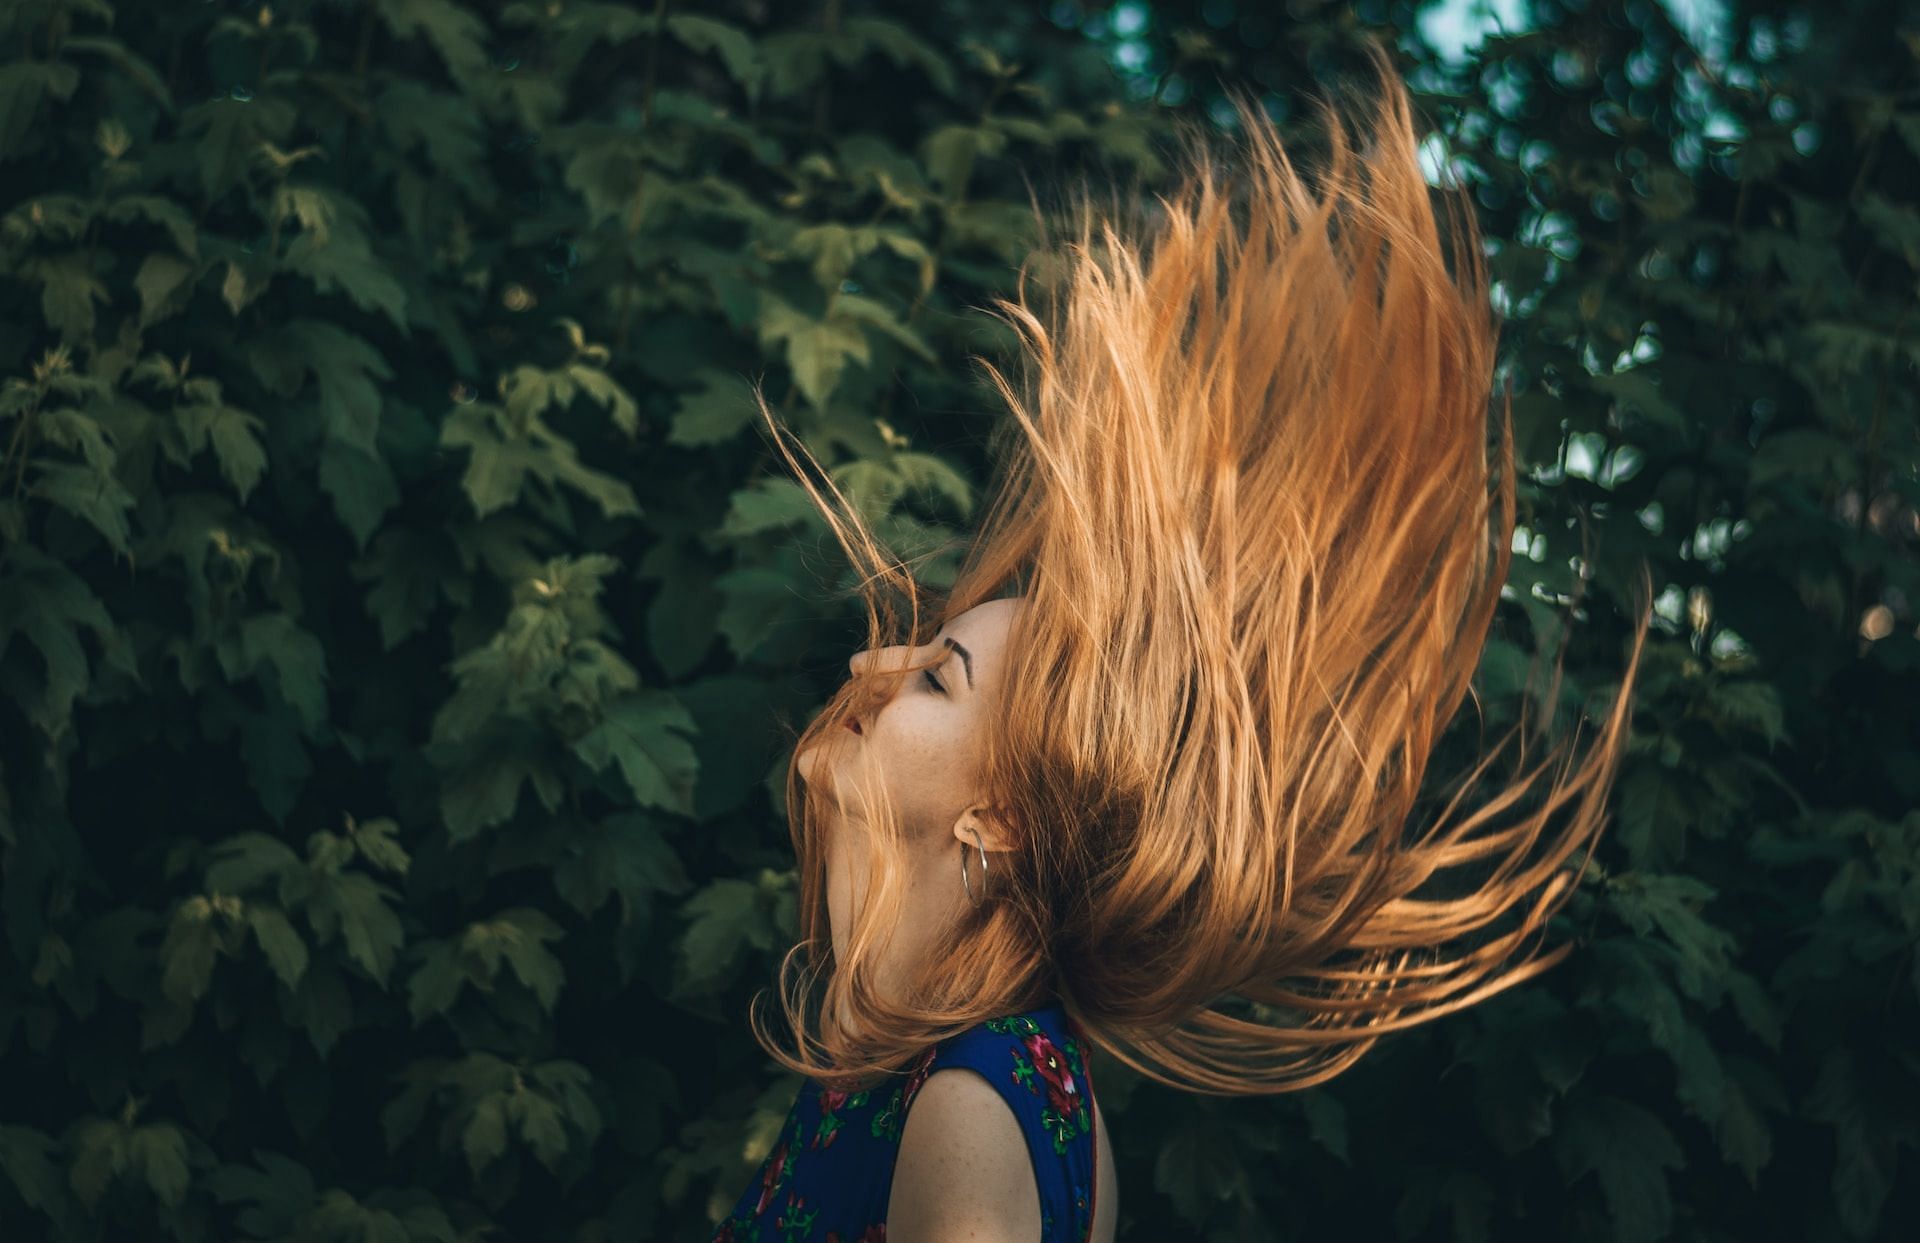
[{"xmin": 748, "ymin": 37, "xmax": 1650, "ymax": 1097}]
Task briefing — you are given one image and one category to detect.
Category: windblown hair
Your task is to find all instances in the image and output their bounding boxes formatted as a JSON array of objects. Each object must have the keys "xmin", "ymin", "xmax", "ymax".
[{"xmin": 747, "ymin": 39, "xmax": 1651, "ymax": 1097}]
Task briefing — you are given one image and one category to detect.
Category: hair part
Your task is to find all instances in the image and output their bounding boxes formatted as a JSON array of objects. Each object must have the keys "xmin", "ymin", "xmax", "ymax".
[{"xmin": 746, "ymin": 36, "xmax": 1652, "ymax": 1097}]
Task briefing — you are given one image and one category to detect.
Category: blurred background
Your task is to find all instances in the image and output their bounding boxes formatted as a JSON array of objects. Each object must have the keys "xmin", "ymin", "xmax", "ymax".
[{"xmin": 1, "ymin": 1, "xmax": 1916, "ymax": 1239}]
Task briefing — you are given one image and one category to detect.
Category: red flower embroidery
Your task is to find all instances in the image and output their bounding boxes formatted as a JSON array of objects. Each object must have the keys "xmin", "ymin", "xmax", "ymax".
[
  {"xmin": 754, "ymin": 1139, "xmax": 789, "ymax": 1214},
  {"xmin": 1021, "ymin": 1030, "xmax": 1081, "ymax": 1121},
  {"xmin": 899, "ymin": 1043, "xmax": 938, "ymax": 1112},
  {"xmin": 827, "ymin": 1226, "xmax": 886, "ymax": 1243},
  {"xmin": 820, "ymin": 1087, "xmax": 849, "ymax": 1114}
]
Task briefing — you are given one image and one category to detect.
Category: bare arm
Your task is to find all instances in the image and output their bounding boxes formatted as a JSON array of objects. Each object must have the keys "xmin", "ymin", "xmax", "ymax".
[{"xmin": 887, "ymin": 1068, "xmax": 1043, "ymax": 1242}]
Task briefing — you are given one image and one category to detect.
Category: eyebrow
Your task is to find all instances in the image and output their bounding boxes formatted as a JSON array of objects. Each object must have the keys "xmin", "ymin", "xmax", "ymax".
[{"xmin": 942, "ymin": 637, "xmax": 973, "ymax": 690}]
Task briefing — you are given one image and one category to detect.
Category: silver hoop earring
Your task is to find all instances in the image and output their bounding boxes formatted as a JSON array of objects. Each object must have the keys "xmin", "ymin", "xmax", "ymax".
[{"xmin": 959, "ymin": 826, "xmax": 989, "ymax": 905}]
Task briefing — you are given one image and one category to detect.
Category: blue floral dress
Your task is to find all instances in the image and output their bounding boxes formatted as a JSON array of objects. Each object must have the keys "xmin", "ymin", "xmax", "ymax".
[{"xmin": 711, "ymin": 1001, "xmax": 1101, "ymax": 1242}]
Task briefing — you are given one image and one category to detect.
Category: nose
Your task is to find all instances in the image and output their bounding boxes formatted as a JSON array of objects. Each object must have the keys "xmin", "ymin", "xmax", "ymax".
[{"xmin": 847, "ymin": 644, "xmax": 917, "ymax": 678}]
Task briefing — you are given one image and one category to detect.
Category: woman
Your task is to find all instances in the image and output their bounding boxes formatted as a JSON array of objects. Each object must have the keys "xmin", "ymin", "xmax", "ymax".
[{"xmin": 713, "ymin": 38, "xmax": 1649, "ymax": 1243}]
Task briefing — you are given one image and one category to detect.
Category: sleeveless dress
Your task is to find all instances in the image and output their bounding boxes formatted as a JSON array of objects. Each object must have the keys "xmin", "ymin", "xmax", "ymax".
[{"xmin": 711, "ymin": 1001, "xmax": 1100, "ymax": 1242}]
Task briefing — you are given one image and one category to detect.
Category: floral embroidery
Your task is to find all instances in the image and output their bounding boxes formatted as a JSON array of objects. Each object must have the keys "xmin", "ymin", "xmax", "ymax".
[
  {"xmin": 813, "ymin": 1086, "xmax": 870, "ymax": 1149},
  {"xmin": 869, "ymin": 1042, "xmax": 939, "ymax": 1143},
  {"xmin": 715, "ymin": 1007, "xmax": 1095, "ymax": 1240},
  {"xmin": 755, "ymin": 1138, "xmax": 793, "ymax": 1215},
  {"xmin": 985, "ymin": 1015, "xmax": 1093, "ymax": 1155},
  {"xmin": 774, "ymin": 1188, "xmax": 818, "ymax": 1241},
  {"xmin": 825, "ymin": 1225, "xmax": 886, "ymax": 1243},
  {"xmin": 712, "ymin": 1129, "xmax": 790, "ymax": 1241}
]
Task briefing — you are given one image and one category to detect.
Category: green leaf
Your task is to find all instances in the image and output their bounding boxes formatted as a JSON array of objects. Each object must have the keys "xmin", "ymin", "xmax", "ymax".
[
  {"xmin": 712, "ymin": 564, "xmax": 810, "ymax": 662},
  {"xmin": 789, "ymin": 222, "xmax": 861, "ymax": 290},
  {"xmin": 1152, "ymin": 1114, "xmax": 1243, "ymax": 1226},
  {"xmin": 376, "ymin": 81, "xmax": 489, "ymax": 198},
  {"xmin": 1707, "ymin": 679, "xmax": 1789, "ymax": 748},
  {"xmin": 177, "ymin": 95, "xmax": 298, "ymax": 201},
  {"xmin": 439, "ymin": 400, "xmax": 641, "ymax": 520},
  {"xmin": 482, "ymin": 907, "xmax": 566, "ymax": 1013},
  {"xmin": 275, "ymin": 319, "xmax": 394, "ymax": 453},
  {"xmin": 177, "ymin": 398, "xmax": 269, "ymax": 503},
  {"xmin": 530, "ymin": 1060, "xmax": 604, "ymax": 1145},
  {"xmin": 286, "ymin": 959, "xmax": 354, "ymax": 1058},
  {"xmin": 103, "ymin": 194, "xmax": 198, "ymax": 257},
  {"xmin": 66, "ymin": 1118, "xmax": 124, "ymax": 1209},
  {"xmin": 0, "ymin": 60, "xmax": 81, "ymax": 151},
  {"xmin": 552, "ymin": 812, "xmax": 692, "ymax": 926},
  {"xmin": 667, "ymin": 368, "xmax": 759, "ymax": 447},
  {"xmin": 1722, "ymin": 967, "xmax": 1784, "ymax": 1051},
  {"xmin": 437, "ymin": 741, "xmax": 548, "ymax": 841},
  {"xmin": 1551, "ymin": 1094, "xmax": 1685, "ymax": 1243},
  {"xmin": 235, "ymin": 612, "xmax": 330, "ymax": 733},
  {"xmin": 506, "ymin": 1090, "xmax": 570, "ymax": 1170},
  {"xmin": 833, "ymin": 292, "xmax": 936, "ymax": 361},
  {"xmin": 920, "ymin": 123, "xmax": 1005, "ymax": 198},
  {"xmin": 0, "ymin": 545, "xmax": 134, "ymax": 739},
  {"xmin": 1605, "ymin": 873, "xmax": 1737, "ymax": 997},
  {"xmin": 35, "ymin": 405, "xmax": 116, "ymax": 473},
  {"xmin": 757, "ymin": 294, "xmax": 869, "ymax": 410},
  {"xmin": 461, "ymin": 1095, "xmax": 509, "ymax": 1178},
  {"xmin": 204, "ymin": 1151, "xmax": 320, "ymax": 1233},
  {"xmin": 759, "ymin": 31, "xmax": 832, "ymax": 99},
  {"xmin": 206, "ymin": 831, "xmax": 302, "ymax": 897},
  {"xmin": 561, "ymin": 361, "xmax": 640, "ymax": 436},
  {"xmin": 30, "ymin": 458, "xmax": 135, "ymax": 554},
  {"xmin": 220, "ymin": 255, "xmax": 270, "ymax": 315},
  {"xmin": 890, "ymin": 450, "xmax": 973, "ymax": 516},
  {"xmin": 352, "ymin": 526, "xmax": 473, "ymax": 651},
  {"xmin": 666, "ymin": 14, "xmax": 761, "ymax": 96},
  {"xmin": 1806, "ymin": 1048, "xmax": 1900, "ymax": 1237},
  {"xmin": 841, "ymin": 17, "xmax": 957, "ymax": 98},
  {"xmin": 318, "ymin": 438, "xmax": 401, "ymax": 549},
  {"xmin": 877, "ymin": 229, "xmax": 938, "ymax": 295},
  {"xmin": 1298, "ymin": 1091, "xmax": 1349, "ymax": 1165},
  {"xmin": 1587, "ymin": 369, "xmax": 1689, "ymax": 432},
  {"xmin": 717, "ymin": 478, "xmax": 821, "ymax": 540},
  {"xmin": 351, "ymin": 817, "xmax": 412, "ymax": 877},
  {"xmin": 1713, "ymin": 1055, "xmax": 1780, "ymax": 1188},
  {"xmin": 159, "ymin": 901, "xmax": 221, "ymax": 1005},
  {"xmin": 246, "ymin": 904, "xmax": 311, "ymax": 991},
  {"xmin": 0, "ymin": 1124, "xmax": 63, "ymax": 1216},
  {"xmin": 639, "ymin": 543, "xmax": 722, "ymax": 680},
  {"xmin": 572, "ymin": 691, "xmax": 700, "ymax": 814},
  {"xmin": 134, "ymin": 252, "xmax": 197, "ymax": 326},
  {"xmin": 305, "ymin": 872, "xmax": 404, "ymax": 988},
  {"xmin": 676, "ymin": 879, "xmax": 763, "ymax": 993},
  {"xmin": 1613, "ymin": 765, "xmax": 1696, "ymax": 869},
  {"xmin": 375, "ymin": 0, "xmax": 490, "ymax": 75},
  {"xmin": 128, "ymin": 1125, "xmax": 190, "ymax": 1207},
  {"xmin": 282, "ymin": 231, "xmax": 410, "ymax": 331},
  {"xmin": 1857, "ymin": 191, "xmax": 1920, "ymax": 268},
  {"xmin": 405, "ymin": 939, "xmax": 468, "ymax": 1025}
]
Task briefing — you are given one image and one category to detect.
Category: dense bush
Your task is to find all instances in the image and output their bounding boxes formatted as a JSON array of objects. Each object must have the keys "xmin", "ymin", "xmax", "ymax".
[{"xmin": 0, "ymin": 1, "xmax": 1914, "ymax": 1240}]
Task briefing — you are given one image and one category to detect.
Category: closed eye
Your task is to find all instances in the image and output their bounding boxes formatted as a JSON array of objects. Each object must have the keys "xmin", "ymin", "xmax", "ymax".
[{"xmin": 922, "ymin": 669, "xmax": 945, "ymax": 694}]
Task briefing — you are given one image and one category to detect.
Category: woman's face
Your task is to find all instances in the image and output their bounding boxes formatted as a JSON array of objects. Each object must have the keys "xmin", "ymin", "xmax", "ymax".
[{"xmin": 795, "ymin": 595, "xmax": 1023, "ymax": 981}]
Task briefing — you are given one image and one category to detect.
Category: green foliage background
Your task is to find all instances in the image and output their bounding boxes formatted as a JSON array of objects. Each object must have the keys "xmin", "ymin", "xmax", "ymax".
[{"xmin": 1, "ymin": 0, "xmax": 1915, "ymax": 1239}]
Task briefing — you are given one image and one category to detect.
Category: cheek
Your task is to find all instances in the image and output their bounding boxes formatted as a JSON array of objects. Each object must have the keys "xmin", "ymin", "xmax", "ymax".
[{"xmin": 869, "ymin": 708, "xmax": 974, "ymax": 822}]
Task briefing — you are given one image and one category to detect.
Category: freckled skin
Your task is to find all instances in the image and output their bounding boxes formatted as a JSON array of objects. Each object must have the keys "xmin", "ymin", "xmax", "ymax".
[
  {"xmin": 794, "ymin": 597, "xmax": 1023, "ymax": 999},
  {"xmin": 794, "ymin": 595, "xmax": 1119, "ymax": 1238}
]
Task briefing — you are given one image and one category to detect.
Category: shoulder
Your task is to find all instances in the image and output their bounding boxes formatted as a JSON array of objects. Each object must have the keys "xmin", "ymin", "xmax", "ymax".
[{"xmin": 888, "ymin": 1066, "xmax": 1043, "ymax": 1242}]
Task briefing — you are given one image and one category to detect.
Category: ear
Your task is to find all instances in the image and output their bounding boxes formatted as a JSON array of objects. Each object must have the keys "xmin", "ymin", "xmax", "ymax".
[{"xmin": 953, "ymin": 804, "xmax": 1017, "ymax": 855}]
